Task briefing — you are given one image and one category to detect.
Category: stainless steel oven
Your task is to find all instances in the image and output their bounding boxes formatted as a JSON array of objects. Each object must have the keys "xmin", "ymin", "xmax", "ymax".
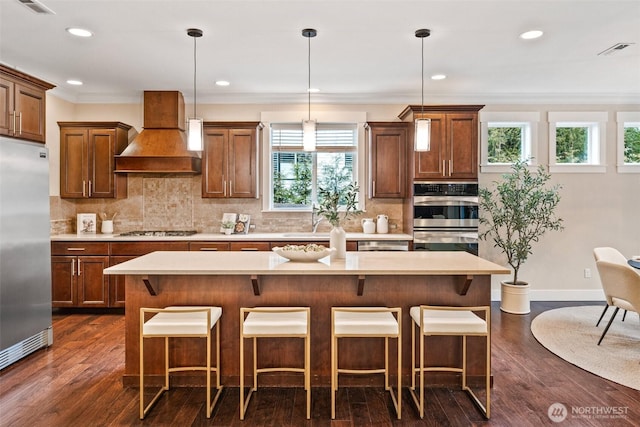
[{"xmin": 413, "ymin": 182, "xmax": 479, "ymax": 255}]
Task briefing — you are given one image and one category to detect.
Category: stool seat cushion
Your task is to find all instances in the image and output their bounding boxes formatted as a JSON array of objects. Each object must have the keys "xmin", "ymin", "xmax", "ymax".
[
  {"xmin": 143, "ymin": 306, "xmax": 222, "ymax": 336},
  {"xmin": 410, "ymin": 306, "xmax": 487, "ymax": 335},
  {"xmin": 243, "ymin": 310, "xmax": 308, "ymax": 336},
  {"xmin": 334, "ymin": 310, "xmax": 399, "ymax": 336}
]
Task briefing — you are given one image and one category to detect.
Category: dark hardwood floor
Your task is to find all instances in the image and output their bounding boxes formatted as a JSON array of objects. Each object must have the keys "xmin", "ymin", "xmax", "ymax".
[{"xmin": 1, "ymin": 302, "xmax": 639, "ymax": 426}]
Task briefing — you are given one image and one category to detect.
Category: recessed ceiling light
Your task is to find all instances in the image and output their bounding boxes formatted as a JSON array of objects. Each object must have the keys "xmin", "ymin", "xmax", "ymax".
[
  {"xmin": 215, "ymin": 80, "xmax": 230, "ymax": 86},
  {"xmin": 307, "ymin": 88, "xmax": 320, "ymax": 93},
  {"xmin": 431, "ymin": 74, "xmax": 446, "ymax": 80},
  {"xmin": 520, "ymin": 30, "xmax": 543, "ymax": 40},
  {"xmin": 66, "ymin": 79, "xmax": 83, "ymax": 85},
  {"xmin": 66, "ymin": 27, "xmax": 93, "ymax": 37}
]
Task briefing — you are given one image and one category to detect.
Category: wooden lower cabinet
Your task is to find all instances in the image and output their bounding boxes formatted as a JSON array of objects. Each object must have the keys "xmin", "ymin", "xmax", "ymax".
[
  {"xmin": 109, "ymin": 256, "xmax": 135, "ymax": 307},
  {"xmin": 51, "ymin": 242, "xmax": 110, "ymax": 308}
]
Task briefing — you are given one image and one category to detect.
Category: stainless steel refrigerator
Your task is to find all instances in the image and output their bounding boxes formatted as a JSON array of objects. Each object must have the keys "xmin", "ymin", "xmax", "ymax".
[{"xmin": 0, "ymin": 137, "xmax": 52, "ymax": 370}]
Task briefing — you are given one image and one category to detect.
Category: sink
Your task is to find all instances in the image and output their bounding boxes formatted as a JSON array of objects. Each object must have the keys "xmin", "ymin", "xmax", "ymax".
[{"xmin": 281, "ymin": 233, "xmax": 329, "ymax": 238}]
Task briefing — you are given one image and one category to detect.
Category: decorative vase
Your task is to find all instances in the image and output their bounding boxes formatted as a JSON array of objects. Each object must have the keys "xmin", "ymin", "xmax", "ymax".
[
  {"xmin": 500, "ymin": 281, "xmax": 531, "ymax": 314},
  {"xmin": 330, "ymin": 226, "xmax": 347, "ymax": 260}
]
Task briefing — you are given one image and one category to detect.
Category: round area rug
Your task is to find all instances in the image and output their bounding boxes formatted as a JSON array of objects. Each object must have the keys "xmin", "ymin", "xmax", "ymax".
[{"xmin": 531, "ymin": 305, "xmax": 640, "ymax": 391}]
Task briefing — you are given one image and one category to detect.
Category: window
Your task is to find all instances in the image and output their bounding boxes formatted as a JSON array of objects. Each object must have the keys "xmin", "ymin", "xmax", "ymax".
[
  {"xmin": 616, "ymin": 112, "xmax": 640, "ymax": 173},
  {"xmin": 480, "ymin": 112, "xmax": 539, "ymax": 172},
  {"xmin": 269, "ymin": 123, "xmax": 359, "ymax": 211},
  {"xmin": 548, "ymin": 112, "xmax": 607, "ymax": 173}
]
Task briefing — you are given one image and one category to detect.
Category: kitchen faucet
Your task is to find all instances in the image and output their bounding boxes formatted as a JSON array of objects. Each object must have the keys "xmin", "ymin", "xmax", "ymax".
[{"xmin": 311, "ymin": 204, "xmax": 323, "ymax": 233}]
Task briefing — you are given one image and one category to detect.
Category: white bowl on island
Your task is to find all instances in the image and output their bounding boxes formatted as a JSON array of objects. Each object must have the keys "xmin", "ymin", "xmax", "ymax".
[{"xmin": 272, "ymin": 244, "xmax": 334, "ymax": 262}]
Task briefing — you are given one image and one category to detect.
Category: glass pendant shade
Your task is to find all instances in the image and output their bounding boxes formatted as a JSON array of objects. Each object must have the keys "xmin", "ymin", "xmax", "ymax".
[
  {"xmin": 415, "ymin": 118, "xmax": 431, "ymax": 151},
  {"xmin": 187, "ymin": 118, "xmax": 203, "ymax": 151},
  {"xmin": 302, "ymin": 119, "xmax": 317, "ymax": 152}
]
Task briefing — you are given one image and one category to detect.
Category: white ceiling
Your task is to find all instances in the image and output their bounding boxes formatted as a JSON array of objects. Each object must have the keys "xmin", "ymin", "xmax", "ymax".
[{"xmin": 1, "ymin": 0, "xmax": 639, "ymax": 105}]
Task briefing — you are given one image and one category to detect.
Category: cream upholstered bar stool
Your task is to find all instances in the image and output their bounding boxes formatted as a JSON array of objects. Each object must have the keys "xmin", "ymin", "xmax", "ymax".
[
  {"xmin": 240, "ymin": 307, "xmax": 311, "ymax": 420},
  {"xmin": 331, "ymin": 307, "xmax": 402, "ymax": 419},
  {"xmin": 139, "ymin": 306, "xmax": 223, "ymax": 420},
  {"xmin": 409, "ymin": 305, "xmax": 491, "ymax": 419}
]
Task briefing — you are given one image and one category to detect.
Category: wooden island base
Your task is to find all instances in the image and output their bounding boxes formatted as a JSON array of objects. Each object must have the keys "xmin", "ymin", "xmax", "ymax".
[{"xmin": 123, "ymin": 272, "xmax": 492, "ymax": 387}]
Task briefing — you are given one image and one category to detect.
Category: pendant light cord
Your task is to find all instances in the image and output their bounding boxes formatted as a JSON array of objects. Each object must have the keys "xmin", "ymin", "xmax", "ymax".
[
  {"xmin": 193, "ymin": 34, "xmax": 197, "ymax": 118},
  {"xmin": 307, "ymin": 34, "xmax": 311, "ymax": 121},
  {"xmin": 421, "ymin": 35, "xmax": 424, "ymax": 117}
]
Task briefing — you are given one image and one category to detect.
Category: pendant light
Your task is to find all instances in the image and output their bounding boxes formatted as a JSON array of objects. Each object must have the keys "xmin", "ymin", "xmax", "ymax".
[
  {"xmin": 187, "ymin": 28, "xmax": 203, "ymax": 151},
  {"xmin": 415, "ymin": 29, "xmax": 431, "ymax": 152},
  {"xmin": 302, "ymin": 28, "xmax": 317, "ymax": 152}
]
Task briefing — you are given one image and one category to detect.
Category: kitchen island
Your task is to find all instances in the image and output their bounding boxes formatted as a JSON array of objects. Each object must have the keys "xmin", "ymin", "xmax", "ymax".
[{"xmin": 104, "ymin": 250, "xmax": 509, "ymax": 387}]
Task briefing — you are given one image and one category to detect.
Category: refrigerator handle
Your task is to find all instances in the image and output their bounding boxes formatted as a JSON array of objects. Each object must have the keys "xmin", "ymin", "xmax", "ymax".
[{"xmin": 71, "ymin": 259, "xmax": 75, "ymax": 276}]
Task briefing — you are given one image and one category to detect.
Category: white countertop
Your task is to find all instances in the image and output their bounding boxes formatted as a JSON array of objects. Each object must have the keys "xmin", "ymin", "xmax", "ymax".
[
  {"xmin": 103, "ymin": 250, "xmax": 509, "ymax": 276},
  {"xmin": 52, "ymin": 232, "xmax": 413, "ymax": 242}
]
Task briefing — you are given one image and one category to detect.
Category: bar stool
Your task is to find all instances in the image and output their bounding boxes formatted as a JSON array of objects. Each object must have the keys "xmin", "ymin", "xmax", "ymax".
[
  {"xmin": 240, "ymin": 307, "xmax": 311, "ymax": 420},
  {"xmin": 139, "ymin": 306, "xmax": 223, "ymax": 420},
  {"xmin": 409, "ymin": 305, "xmax": 491, "ymax": 419},
  {"xmin": 331, "ymin": 307, "xmax": 402, "ymax": 419}
]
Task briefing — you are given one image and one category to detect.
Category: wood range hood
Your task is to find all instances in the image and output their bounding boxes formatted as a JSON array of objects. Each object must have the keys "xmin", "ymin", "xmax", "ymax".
[{"xmin": 115, "ymin": 91, "xmax": 201, "ymax": 174}]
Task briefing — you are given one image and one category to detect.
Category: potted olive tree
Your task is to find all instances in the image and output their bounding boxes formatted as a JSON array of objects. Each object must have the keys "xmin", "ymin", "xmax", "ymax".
[
  {"xmin": 315, "ymin": 181, "xmax": 361, "ymax": 260},
  {"xmin": 479, "ymin": 160, "xmax": 563, "ymax": 314}
]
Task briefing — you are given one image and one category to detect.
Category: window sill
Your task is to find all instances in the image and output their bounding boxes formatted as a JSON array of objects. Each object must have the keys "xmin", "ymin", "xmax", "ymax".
[{"xmin": 617, "ymin": 164, "xmax": 640, "ymax": 174}]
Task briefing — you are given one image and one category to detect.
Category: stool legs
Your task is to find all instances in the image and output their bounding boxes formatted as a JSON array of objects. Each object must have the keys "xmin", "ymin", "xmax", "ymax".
[
  {"xmin": 409, "ymin": 305, "xmax": 491, "ymax": 420},
  {"xmin": 139, "ymin": 307, "xmax": 223, "ymax": 420},
  {"xmin": 331, "ymin": 307, "xmax": 401, "ymax": 420},
  {"xmin": 240, "ymin": 307, "xmax": 311, "ymax": 420}
]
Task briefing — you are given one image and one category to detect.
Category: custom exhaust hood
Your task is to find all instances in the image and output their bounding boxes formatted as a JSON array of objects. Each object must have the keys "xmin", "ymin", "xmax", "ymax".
[{"xmin": 115, "ymin": 91, "xmax": 202, "ymax": 174}]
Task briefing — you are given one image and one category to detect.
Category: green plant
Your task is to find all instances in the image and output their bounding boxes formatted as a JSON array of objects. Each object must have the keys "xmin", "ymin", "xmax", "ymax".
[
  {"xmin": 221, "ymin": 220, "xmax": 235, "ymax": 230},
  {"xmin": 479, "ymin": 160, "xmax": 564, "ymax": 285},
  {"xmin": 315, "ymin": 181, "xmax": 361, "ymax": 227}
]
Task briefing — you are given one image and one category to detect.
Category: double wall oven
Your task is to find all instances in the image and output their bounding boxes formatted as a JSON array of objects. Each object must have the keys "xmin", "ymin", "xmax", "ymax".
[{"xmin": 412, "ymin": 182, "xmax": 479, "ymax": 255}]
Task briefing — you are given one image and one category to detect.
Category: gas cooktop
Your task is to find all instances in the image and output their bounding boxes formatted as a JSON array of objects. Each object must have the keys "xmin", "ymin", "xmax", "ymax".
[{"xmin": 118, "ymin": 230, "xmax": 198, "ymax": 237}]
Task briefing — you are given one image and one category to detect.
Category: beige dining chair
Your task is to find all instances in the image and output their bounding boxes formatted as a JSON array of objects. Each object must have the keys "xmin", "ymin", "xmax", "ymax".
[{"xmin": 593, "ymin": 247, "xmax": 640, "ymax": 345}]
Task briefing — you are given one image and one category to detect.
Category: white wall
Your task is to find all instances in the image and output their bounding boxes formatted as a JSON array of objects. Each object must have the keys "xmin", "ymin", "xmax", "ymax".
[{"xmin": 45, "ymin": 95, "xmax": 640, "ymax": 301}]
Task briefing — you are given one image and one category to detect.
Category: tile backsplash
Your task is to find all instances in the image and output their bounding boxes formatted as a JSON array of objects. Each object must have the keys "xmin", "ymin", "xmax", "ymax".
[{"xmin": 50, "ymin": 175, "xmax": 404, "ymax": 235}]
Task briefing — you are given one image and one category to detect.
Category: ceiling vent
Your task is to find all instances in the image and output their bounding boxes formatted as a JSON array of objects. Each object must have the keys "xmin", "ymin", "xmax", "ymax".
[
  {"xmin": 598, "ymin": 42, "xmax": 634, "ymax": 56},
  {"xmin": 16, "ymin": 0, "xmax": 55, "ymax": 14}
]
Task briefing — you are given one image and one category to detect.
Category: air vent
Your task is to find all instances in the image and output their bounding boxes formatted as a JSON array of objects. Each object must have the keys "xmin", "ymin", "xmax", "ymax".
[
  {"xmin": 17, "ymin": 0, "xmax": 55, "ymax": 14},
  {"xmin": 598, "ymin": 42, "xmax": 635, "ymax": 56}
]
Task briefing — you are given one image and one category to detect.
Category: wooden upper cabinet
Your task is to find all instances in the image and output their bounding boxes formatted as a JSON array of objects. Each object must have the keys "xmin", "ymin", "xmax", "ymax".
[
  {"xmin": 202, "ymin": 122, "xmax": 262, "ymax": 198},
  {"xmin": 59, "ymin": 122, "xmax": 131, "ymax": 199},
  {"xmin": 0, "ymin": 64, "xmax": 55, "ymax": 143},
  {"xmin": 399, "ymin": 105, "xmax": 483, "ymax": 180},
  {"xmin": 366, "ymin": 122, "xmax": 407, "ymax": 198}
]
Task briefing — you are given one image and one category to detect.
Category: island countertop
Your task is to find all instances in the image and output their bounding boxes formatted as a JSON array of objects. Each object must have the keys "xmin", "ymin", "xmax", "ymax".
[{"xmin": 103, "ymin": 250, "xmax": 509, "ymax": 276}]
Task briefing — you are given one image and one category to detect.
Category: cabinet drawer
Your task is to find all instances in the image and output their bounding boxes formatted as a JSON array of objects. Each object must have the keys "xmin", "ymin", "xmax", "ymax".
[
  {"xmin": 51, "ymin": 242, "xmax": 110, "ymax": 255},
  {"xmin": 189, "ymin": 242, "xmax": 230, "ymax": 251},
  {"xmin": 229, "ymin": 242, "xmax": 271, "ymax": 251},
  {"xmin": 110, "ymin": 241, "xmax": 189, "ymax": 255}
]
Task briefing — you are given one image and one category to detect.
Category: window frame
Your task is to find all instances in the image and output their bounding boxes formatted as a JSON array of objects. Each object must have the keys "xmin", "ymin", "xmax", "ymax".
[
  {"xmin": 260, "ymin": 111, "xmax": 367, "ymax": 213},
  {"xmin": 479, "ymin": 111, "xmax": 539, "ymax": 173},
  {"xmin": 548, "ymin": 111, "xmax": 607, "ymax": 173},
  {"xmin": 616, "ymin": 112, "xmax": 640, "ymax": 173}
]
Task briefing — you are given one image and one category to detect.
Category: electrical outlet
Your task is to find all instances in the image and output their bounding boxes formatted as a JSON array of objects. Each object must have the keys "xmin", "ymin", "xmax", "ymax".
[{"xmin": 584, "ymin": 268, "xmax": 592, "ymax": 278}]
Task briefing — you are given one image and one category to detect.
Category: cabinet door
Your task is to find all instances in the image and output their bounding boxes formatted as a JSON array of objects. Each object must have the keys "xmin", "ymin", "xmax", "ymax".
[
  {"xmin": 77, "ymin": 255, "xmax": 110, "ymax": 307},
  {"xmin": 109, "ymin": 255, "xmax": 136, "ymax": 307},
  {"xmin": 0, "ymin": 76, "xmax": 13, "ymax": 138},
  {"xmin": 60, "ymin": 128, "xmax": 88, "ymax": 198},
  {"xmin": 446, "ymin": 113, "xmax": 478, "ymax": 179},
  {"xmin": 13, "ymin": 82, "xmax": 46, "ymax": 143},
  {"xmin": 414, "ymin": 114, "xmax": 446, "ymax": 180},
  {"xmin": 51, "ymin": 256, "xmax": 76, "ymax": 307},
  {"xmin": 228, "ymin": 129, "xmax": 257, "ymax": 198},
  {"xmin": 370, "ymin": 125, "xmax": 406, "ymax": 198},
  {"xmin": 202, "ymin": 129, "xmax": 228, "ymax": 197},
  {"xmin": 89, "ymin": 128, "xmax": 117, "ymax": 198}
]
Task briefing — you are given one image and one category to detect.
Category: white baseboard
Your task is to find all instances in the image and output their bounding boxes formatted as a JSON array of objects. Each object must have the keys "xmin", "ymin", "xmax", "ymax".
[{"xmin": 491, "ymin": 288, "xmax": 605, "ymax": 301}]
